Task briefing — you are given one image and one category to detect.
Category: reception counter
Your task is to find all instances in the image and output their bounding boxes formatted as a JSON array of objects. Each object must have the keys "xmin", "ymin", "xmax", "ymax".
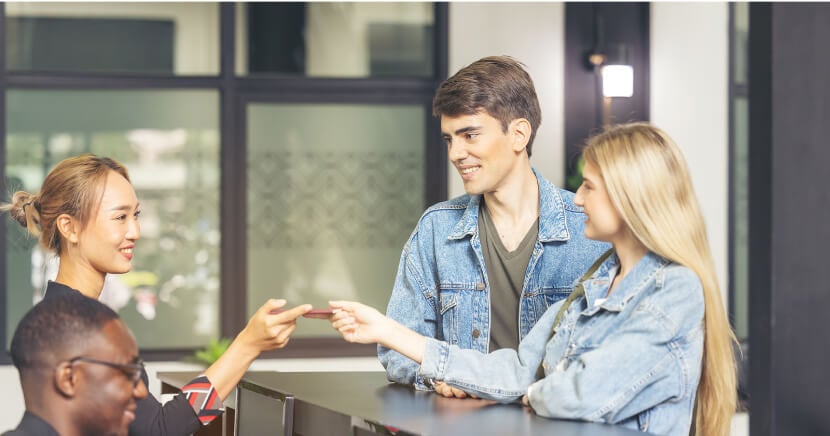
[{"xmin": 159, "ymin": 371, "xmax": 647, "ymax": 436}]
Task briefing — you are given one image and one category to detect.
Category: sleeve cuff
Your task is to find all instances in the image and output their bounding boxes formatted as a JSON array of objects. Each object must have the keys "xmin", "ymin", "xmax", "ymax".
[
  {"xmin": 181, "ymin": 374, "xmax": 225, "ymax": 426},
  {"xmin": 417, "ymin": 337, "xmax": 450, "ymax": 381}
]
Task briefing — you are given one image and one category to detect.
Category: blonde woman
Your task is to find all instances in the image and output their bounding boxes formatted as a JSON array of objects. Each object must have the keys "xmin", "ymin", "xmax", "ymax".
[{"xmin": 329, "ymin": 123, "xmax": 737, "ymax": 436}]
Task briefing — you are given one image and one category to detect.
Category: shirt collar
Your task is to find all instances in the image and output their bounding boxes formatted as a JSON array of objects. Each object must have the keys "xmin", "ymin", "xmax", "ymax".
[{"xmin": 448, "ymin": 168, "xmax": 570, "ymax": 241}]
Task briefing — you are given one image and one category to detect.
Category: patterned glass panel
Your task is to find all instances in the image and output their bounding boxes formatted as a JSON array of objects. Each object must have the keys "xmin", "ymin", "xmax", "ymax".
[
  {"xmin": 247, "ymin": 103, "xmax": 424, "ymax": 337},
  {"xmin": 4, "ymin": 89, "xmax": 220, "ymax": 348}
]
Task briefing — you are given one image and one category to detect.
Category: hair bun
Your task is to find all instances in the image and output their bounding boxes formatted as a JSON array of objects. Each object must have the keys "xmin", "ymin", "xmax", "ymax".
[{"xmin": 10, "ymin": 191, "xmax": 36, "ymax": 228}]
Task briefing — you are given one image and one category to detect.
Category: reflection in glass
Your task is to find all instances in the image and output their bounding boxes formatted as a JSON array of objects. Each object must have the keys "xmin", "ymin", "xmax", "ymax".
[
  {"xmin": 733, "ymin": 2, "xmax": 749, "ymax": 86},
  {"xmin": 236, "ymin": 2, "xmax": 434, "ymax": 78},
  {"xmin": 246, "ymin": 103, "xmax": 425, "ymax": 337},
  {"xmin": 730, "ymin": 2, "xmax": 749, "ymax": 341},
  {"xmin": 5, "ymin": 2, "xmax": 219, "ymax": 75},
  {"xmin": 5, "ymin": 90, "xmax": 220, "ymax": 348}
]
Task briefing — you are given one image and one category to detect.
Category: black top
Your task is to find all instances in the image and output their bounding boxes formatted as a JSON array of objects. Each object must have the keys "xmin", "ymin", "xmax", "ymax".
[
  {"xmin": 2, "ymin": 412, "xmax": 59, "ymax": 436},
  {"xmin": 43, "ymin": 281, "xmax": 202, "ymax": 436}
]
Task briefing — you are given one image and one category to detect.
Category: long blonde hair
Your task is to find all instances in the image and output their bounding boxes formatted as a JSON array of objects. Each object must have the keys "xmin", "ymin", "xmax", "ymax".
[{"xmin": 583, "ymin": 123, "xmax": 737, "ymax": 436}]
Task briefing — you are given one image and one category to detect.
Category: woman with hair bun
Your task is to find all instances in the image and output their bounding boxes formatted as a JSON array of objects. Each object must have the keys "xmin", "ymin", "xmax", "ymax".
[{"xmin": 1, "ymin": 154, "xmax": 312, "ymax": 435}]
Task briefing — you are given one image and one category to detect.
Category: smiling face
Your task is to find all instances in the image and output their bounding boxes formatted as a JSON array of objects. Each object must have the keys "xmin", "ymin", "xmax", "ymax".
[
  {"xmin": 573, "ymin": 161, "xmax": 627, "ymax": 243},
  {"xmin": 73, "ymin": 170, "xmax": 141, "ymax": 275},
  {"xmin": 75, "ymin": 319, "xmax": 147, "ymax": 436},
  {"xmin": 441, "ymin": 111, "xmax": 529, "ymax": 196}
]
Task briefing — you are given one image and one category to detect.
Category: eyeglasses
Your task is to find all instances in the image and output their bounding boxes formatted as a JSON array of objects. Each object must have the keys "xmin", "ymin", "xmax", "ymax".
[{"xmin": 68, "ymin": 356, "xmax": 145, "ymax": 387}]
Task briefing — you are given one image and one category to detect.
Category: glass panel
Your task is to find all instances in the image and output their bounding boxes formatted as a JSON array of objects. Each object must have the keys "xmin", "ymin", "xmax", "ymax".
[
  {"xmin": 733, "ymin": 96, "xmax": 749, "ymax": 340},
  {"xmin": 5, "ymin": 2, "xmax": 219, "ymax": 75},
  {"xmin": 236, "ymin": 2, "xmax": 434, "ymax": 78},
  {"xmin": 733, "ymin": 2, "xmax": 749, "ymax": 86},
  {"xmin": 5, "ymin": 89, "xmax": 220, "ymax": 349},
  {"xmin": 246, "ymin": 103, "xmax": 424, "ymax": 337}
]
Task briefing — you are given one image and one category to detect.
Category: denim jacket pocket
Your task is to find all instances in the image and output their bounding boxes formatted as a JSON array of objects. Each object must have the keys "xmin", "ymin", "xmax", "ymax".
[
  {"xmin": 540, "ymin": 286, "xmax": 573, "ymax": 306},
  {"xmin": 439, "ymin": 292, "xmax": 459, "ymax": 345}
]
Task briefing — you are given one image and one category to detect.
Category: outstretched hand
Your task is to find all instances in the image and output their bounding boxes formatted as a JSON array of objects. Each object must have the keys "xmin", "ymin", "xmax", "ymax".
[
  {"xmin": 328, "ymin": 300, "xmax": 388, "ymax": 344},
  {"xmin": 240, "ymin": 299, "xmax": 313, "ymax": 352},
  {"xmin": 203, "ymin": 299, "xmax": 312, "ymax": 401}
]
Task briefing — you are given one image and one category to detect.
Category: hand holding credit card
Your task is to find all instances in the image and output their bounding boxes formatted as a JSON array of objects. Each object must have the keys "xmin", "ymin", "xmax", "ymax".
[{"xmin": 268, "ymin": 307, "xmax": 336, "ymax": 318}]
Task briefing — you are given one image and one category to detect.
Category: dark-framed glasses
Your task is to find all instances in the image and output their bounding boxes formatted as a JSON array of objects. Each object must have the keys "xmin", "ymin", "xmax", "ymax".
[{"xmin": 68, "ymin": 356, "xmax": 145, "ymax": 386}]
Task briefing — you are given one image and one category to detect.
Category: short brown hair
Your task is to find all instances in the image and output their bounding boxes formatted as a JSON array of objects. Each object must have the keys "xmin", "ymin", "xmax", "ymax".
[
  {"xmin": 1, "ymin": 154, "xmax": 130, "ymax": 254},
  {"xmin": 432, "ymin": 55, "xmax": 542, "ymax": 156}
]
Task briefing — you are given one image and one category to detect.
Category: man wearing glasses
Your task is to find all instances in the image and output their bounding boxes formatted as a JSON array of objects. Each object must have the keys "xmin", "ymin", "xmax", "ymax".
[{"xmin": 3, "ymin": 291, "xmax": 147, "ymax": 436}]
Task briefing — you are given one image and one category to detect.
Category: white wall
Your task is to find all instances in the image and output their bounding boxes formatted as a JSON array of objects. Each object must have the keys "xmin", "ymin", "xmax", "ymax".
[
  {"xmin": 650, "ymin": 2, "xmax": 730, "ymax": 301},
  {"xmin": 0, "ymin": 367, "xmax": 24, "ymax": 429},
  {"xmin": 447, "ymin": 2, "xmax": 566, "ymax": 198}
]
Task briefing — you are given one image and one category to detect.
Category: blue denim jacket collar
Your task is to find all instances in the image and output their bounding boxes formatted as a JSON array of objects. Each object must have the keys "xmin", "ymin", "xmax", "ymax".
[
  {"xmin": 582, "ymin": 251, "xmax": 670, "ymax": 314},
  {"xmin": 448, "ymin": 168, "xmax": 571, "ymax": 241}
]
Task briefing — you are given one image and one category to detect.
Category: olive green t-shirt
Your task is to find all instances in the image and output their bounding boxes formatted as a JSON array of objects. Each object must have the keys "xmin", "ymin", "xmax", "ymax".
[{"xmin": 479, "ymin": 202, "xmax": 539, "ymax": 351}]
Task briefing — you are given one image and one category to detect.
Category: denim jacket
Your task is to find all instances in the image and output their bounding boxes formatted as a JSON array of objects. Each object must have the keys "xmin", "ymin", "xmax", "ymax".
[
  {"xmin": 418, "ymin": 252, "xmax": 705, "ymax": 436},
  {"xmin": 380, "ymin": 169, "xmax": 609, "ymax": 389}
]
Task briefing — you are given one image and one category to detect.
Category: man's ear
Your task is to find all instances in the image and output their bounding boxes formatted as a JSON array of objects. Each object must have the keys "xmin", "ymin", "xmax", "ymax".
[
  {"xmin": 509, "ymin": 118, "xmax": 532, "ymax": 153},
  {"xmin": 55, "ymin": 214, "xmax": 80, "ymax": 245},
  {"xmin": 54, "ymin": 361, "xmax": 78, "ymax": 398}
]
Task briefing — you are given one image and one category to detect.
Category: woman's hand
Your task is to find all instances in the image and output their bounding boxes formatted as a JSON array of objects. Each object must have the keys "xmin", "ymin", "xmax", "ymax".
[
  {"xmin": 239, "ymin": 299, "xmax": 313, "ymax": 352},
  {"xmin": 328, "ymin": 300, "xmax": 388, "ymax": 344},
  {"xmin": 205, "ymin": 299, "xmax": 311, "ymax": 400}
]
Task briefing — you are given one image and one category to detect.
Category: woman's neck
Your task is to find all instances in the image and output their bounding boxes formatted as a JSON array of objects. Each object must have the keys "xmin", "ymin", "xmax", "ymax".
[
  {"xmin": 55, "ymin": 260, "xmax": 105, "ymax": 299},
  {"xmin": 615, "ymin": 241, "xmax": 648, "ymax": 278},
  {"xmin": 608, "ymin": 234, "xmax": 648, "ymax": 295}
]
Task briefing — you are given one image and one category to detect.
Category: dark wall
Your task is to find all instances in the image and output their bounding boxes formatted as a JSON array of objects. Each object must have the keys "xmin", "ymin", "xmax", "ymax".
[
  {"xmin": 749, "ymin": 3, "xmax": 830, "ymax": 435},
  {"xmin": 564, "ymin": 3, "xmax": 649, "ymax": 191}
]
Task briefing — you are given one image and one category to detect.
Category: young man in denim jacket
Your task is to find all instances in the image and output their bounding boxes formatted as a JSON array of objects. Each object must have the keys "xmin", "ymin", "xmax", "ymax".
[{"xmin": 380, "ymin": 56, "xmax": 608, "ymax": 395}]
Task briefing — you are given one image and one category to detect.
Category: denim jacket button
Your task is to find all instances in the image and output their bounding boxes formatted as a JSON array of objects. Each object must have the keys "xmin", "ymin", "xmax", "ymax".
[
  {"xmin": 472, "ymin": 328, "xmax": 481, "ymax": 338},
  {"xmin": 476, "ymin": 282, "xmax": 485, "ymax": 290}
]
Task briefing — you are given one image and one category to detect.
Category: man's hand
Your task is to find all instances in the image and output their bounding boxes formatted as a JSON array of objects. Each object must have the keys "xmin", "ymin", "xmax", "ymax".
[
  {"xmin": 434, "ymin": 381, "xmax": 479, "ymax": 399},
  {"xmin": 328, "ymin": 301, "xmax": 388, "ymax": 344}
]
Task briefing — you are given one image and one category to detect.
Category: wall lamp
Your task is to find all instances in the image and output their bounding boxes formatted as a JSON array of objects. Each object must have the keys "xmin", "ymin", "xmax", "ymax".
[{"xmin": 587, "ymin": 44, "xmax": 633, "ymax": 127}]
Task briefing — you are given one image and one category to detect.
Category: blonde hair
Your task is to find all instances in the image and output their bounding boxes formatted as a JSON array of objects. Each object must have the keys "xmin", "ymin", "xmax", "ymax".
[
  {"xmin": 0, "ymin": 154, "xmax": 130, "ymax": 254},
  {"xmin": 583, "ymin": 123, "xmax": 737, "ymax": 436}
]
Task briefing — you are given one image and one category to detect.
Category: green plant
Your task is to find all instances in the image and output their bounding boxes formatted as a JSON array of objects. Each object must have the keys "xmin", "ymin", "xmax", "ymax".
[
  {"xmin": 191, "ymin": 337, "xmax": 232, "ymax": 366},
  {"xmin": 566, "ymin": 155, "xmax": 586, "ymax": 193}
]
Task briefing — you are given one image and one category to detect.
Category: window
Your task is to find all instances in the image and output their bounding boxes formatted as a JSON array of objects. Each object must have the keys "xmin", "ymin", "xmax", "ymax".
[
  {"xmin": 1, "ymin": 3, "xmax": 447, "ymax": 360},
  {"xmin": 5, "ymin": 90, "xmax": 220, "ymax": 348},
  {"xmin": 246, "ymin": 103, "xmax": 425, "ymax": 338},
  {"xmin": 5, "ymin": 2, "xmax": 219, "ymax": 75},
  {"xmin": 729, "ymin": 2, "xmax": 749, "ymax": 341},
  {"xmin": 236, "ymin": 3, "xmax": 434, "ymax": 78}
]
